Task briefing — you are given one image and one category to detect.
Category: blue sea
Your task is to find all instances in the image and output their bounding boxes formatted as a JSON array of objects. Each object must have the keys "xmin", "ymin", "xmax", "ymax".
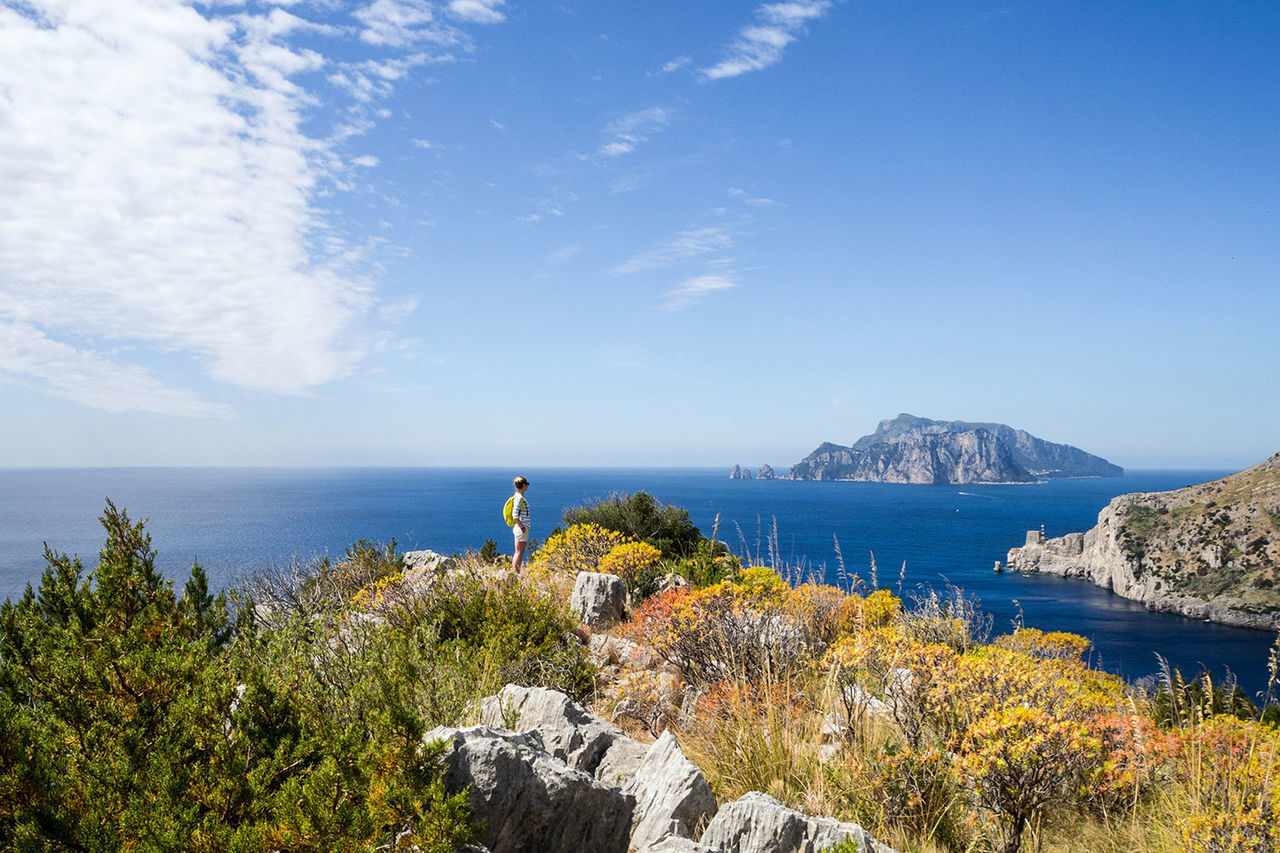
[{"xmin": 1, "ymin": 467, "xmax": 1275, "ymax": 699}]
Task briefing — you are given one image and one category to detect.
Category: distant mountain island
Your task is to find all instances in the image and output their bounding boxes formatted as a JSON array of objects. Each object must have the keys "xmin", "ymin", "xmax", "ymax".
[
  {"xmin": 783, "ymin": 414, "xmax": 1123, "ymax": 484},
  {"xmin": 1006, "ymin": 452, "xmax": 1280, "ymax": 629}
]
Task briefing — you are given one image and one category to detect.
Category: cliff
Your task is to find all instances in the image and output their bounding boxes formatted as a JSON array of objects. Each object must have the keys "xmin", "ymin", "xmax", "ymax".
[
  {"xmin": 1006, "ymin": 453, "xmax": 1280, "ymax": 629},
  {"xmin": 785, "ymin": 414, "xmax": 1122, "ymax": 484}
]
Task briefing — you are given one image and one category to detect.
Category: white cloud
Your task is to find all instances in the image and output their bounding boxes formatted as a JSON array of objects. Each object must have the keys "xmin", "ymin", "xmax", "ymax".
[
  {"xmin": 329, "ymin": 54, "xmax": 439, "ymax": 103},
  {"xmin": 547, "ymin": 244, "xmax": 582, "ymax": 264},
  {"xmin": 377, "ymin": 296, "xmax": 420, "ymax": 323},
  {"xmin": 448, "ymin": 0, "xmax": 506, "ymax": 24},
  {"xmin": 0, "ymin": 320, "xmax": 233, "ymax": 418},
  {"xmin": 0, "ymin": 0, "xmax": 378, "ymax": 402},
  {"xmin": 661, "ymin": 274, "xmax": 737, "ymax": 311},
  {"xmin": 658, "ymin": 56, "xmax": 691, "ymax": 74},
  {"xmin": 702, "ymin": 0, "xmax": 832, "ymax": 80},
  {"xmin": 0, "ymin": 0, "xmax": 522, "ymax": 416},
  {"xmin": 354, "ymin": 0, "xmax": 457, "ymax": 47},
  {"xmin": 597, "ymin": 106, "xmax": 670, "ymax": 157},
  {"xmin": 611, "ymin": 226, "xmax": 734, "ymax": 275},
  {"xmin": 729, "ymin": 187, "xmax": 776, "ymax": 207},
  {"xmin": 489, "ymin": 118, "xmax": 507, "ymax": 131}
]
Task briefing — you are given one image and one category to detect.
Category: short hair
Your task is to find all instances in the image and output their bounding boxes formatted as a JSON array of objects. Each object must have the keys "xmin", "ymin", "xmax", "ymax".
[{"xmin": 513, "ymin": 476, "xmax": 529, "ymax": 489}]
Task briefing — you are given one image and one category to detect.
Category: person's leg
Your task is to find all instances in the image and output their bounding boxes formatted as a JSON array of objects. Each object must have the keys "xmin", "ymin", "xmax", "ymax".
[{"xmin": 512, "ymin": 536, "xmax": 528, "ymax": 571}]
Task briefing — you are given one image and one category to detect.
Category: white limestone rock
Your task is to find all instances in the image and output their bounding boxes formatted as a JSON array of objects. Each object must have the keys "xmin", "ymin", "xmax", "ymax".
[
  {"xmin": 571, "ymin": 571, "xmax": 628, "ymax": 628},
  {"xmin": 700, "ymin": 791, "xmax": 892, "ymax": 853},
  {"xmin": 625, "ymin": 731, "xmax": 718, "ymax": 850},
  {"xmin": 425, "ymin": 724, "xmax": 635, "ymax": 853},
  {"xmin": 478, "ymin": 684, "xmax": 648, "ymax": 785}
]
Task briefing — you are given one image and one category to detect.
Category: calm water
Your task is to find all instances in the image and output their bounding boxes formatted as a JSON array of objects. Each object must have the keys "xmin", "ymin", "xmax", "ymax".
[{"xmin": 1, "ymin": 467, "xmax": 1274, "ymax": 699}]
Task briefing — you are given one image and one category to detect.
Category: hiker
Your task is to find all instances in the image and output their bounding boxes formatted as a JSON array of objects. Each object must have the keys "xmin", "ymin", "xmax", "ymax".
[{"xmin": 509, "ymin": 476, "xmax": 531, "ymax": 572}]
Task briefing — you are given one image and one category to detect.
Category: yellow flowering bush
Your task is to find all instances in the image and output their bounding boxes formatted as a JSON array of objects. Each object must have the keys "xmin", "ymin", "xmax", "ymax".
[
  {"xmin": 993, "ymin": 627, "xmax": 1093, "ymax": 661},
  {"xmin": 861, "ymin": 589, "xmax": 902, "ymax": 628},
  {"xmin": 639, "ymin": 566, "xmax": 841, "ymax": 684},
  {"xmin": 1161, "ymin": 715, "xmax": 1280, "ymax": 853},
  {"xmin": 946, "ymin": 646, "xmax": 1128, "ymax": 733},
  {"xmin": 350, "ymin": 569, "xmax": 407, "ymax": 613},
  {"xmin": 598, "ymin": 541, "xmax": 662, "ymax": 590},
  {"xmin": 783, "ymin": 582, "xmax": 848, "ymax": 649},
  {"xmin": 959, "ymin": 706, "xmax": 1105, "ymax": 853},
  {"xmin": 529, "ymin": 523, "xmax": 628, "ymax": 580}
]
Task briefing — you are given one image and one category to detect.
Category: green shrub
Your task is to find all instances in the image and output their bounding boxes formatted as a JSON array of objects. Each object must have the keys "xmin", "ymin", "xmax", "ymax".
[
  {"xmin": 0, "ymin": 503, "xmax": 483, "ymax": 851},
  {"xmin": 414, "ymin": 573, "xmax": 596, "ymax": 701},
  {"xmin": 563, "ymin": 491, "xmax": 704, "ymax": 559}
]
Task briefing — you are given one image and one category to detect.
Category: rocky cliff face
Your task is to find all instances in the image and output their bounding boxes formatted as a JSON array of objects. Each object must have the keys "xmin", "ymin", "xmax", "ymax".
[
  {"xmin": 757, "ymin": 464, "xmax": 776, "ymax": 480},
  {"xmin": 1007, "ymin": 453, "xmax": 1280, "ymax": 629},
  {"xmin": 785, "ymin": 414, "xmax": 1122, "ymax": 484}
]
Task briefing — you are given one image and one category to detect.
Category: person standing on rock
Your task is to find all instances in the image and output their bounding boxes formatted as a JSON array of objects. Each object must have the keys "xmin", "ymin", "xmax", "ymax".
[{"xmin": 510, "ymin": 476, "xmax": 531, "ymax": 572}]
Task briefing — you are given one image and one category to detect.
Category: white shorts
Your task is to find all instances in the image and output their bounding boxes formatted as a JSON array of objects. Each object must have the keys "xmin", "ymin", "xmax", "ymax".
[{"xmin": 513, "ymin": 525, "xmax": 529, "ymax": 544}]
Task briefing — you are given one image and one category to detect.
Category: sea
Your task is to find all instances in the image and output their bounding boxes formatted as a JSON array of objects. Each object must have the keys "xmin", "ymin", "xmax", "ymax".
[{"xmin": 1, "ymin": 467, "xmax": 1275, "ymax": 700}]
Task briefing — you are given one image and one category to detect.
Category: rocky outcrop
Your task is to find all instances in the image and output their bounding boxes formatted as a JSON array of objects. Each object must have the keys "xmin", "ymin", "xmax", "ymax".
[
  {"xmin": 426, "ymin": 725, "xmax": 636, "ymax": 853},
  {"xmin": 757, "ymin": 464, "xmax": 776, "ymax": 480},
  {"xmin": 730, "ymin": 465, "xmax": 753, "ymax": 480},
  {"xmin": 1006, "ymin": 453, "xmax": 1280, "ymax": 629},
  {"xmin": 571, "ymin": 571, "xmax": 628, "ymax": 628},
  {"xmin": 456, "ymin": 685, "xmax": 896, "ymax": 853},
  {"xmin": 701, "ymin": 792, "xmax": 891, "ymax": 853},
  {"xmin": 785, "ymin": 414, "xmax": 1122, "ymax": 484},
  {"xmin": 478, "ymin": 684, "xmax": 647, "ymax": 782},
  {"xmin": 626, "ymin": 731, "xmax": 718, "ymax": 850}
]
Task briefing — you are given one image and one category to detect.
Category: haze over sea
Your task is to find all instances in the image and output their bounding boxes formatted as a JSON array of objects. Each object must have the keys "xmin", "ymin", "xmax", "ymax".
[{"xmin": 1, "ymin": 466, "xmax": 1273, "ymax": 699}]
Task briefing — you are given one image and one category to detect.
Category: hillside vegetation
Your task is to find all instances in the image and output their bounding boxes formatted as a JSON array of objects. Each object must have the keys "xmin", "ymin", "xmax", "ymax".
[
  {"xmin": 1117, "ymin": 452, "xmax": 1280, "ymax": 609},
  {"xmin": 1, "ymin": 495, "xmax": 1278, "ymax": 853}
]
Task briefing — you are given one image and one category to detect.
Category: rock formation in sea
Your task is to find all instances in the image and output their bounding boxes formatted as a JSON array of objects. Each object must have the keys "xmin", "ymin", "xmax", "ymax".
[
  {"xmin": 729, "ymin": 465, "xmax": 752, "ymax": 479},
  {"xmin": 756, "ymin": 464, "xmax": 775, "ymax": 480},
  {"xmin": 1006, "ymin": 452, "xmax": 1280, "ymax": 629},
  {"xmin": 784, "ymin": 413, "xmax": 1122, "ymax": 484}
]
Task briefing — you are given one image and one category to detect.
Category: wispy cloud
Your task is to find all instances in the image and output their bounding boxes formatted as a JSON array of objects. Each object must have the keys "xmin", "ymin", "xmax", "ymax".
[
  {"xmin": 657, "ymin": 56, "xmax": 691, "ymax": 75},
  {"xmin": 611, "ymin": 225, "xmax": 734, "ymax": 275},
  {"xmin": 355, "ymin": 0, "xmax": 456, "ymax": 47},
  {"xmin": 661, "ymin": 274, "xmax": 738, "ymax": 311},
  {"xmin": 729, "ymin": 187, "xmax": 777, "ymax": 207},
  {"xmin": 547, "ymin": 244, "xmax": 583, "ymax": 264},
  {"xmin": 597, "ymin": 107, "xmax": 670, "ymax": 157},
  {"xmin": 0, "ymin": 321, "xmax": 234, "ymax": 419},
  {"xmin": 702, "ymin": 0, "xmax": 833, "ymax": 80},
  {"xmin": 448, "ymin": 0, "xmax": 506, "ymax": 24},
  {"xmin": 0, "ymin": 0, "xmax": 502, "ymax": 415}
]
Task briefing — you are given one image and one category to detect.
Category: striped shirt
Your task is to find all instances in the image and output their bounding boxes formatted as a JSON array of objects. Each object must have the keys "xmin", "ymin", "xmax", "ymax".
[{"xmin": 512, "ymin": 492, "xmax": 530, "ymax": 530}]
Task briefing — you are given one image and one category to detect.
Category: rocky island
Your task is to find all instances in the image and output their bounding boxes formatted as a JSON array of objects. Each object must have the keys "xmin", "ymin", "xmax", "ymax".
[
  {"xmin": 1006, "ymin": 452, "xmax": 1280, "ymax": 629},
  {"xmin": 784, "ymin": 414, "xmax": 1122, "ymax": 484}
]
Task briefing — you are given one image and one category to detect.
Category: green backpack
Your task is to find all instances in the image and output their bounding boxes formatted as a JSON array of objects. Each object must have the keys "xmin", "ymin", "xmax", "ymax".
[{"xmin": 502, "ymin": 495, "xmax": 516, "ymax": 527}]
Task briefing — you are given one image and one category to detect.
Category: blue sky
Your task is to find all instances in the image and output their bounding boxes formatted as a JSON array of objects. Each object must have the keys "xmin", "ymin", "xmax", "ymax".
[{"xmin": 0, "ymin": 0, "xmax": 1276, "ymax": 470}]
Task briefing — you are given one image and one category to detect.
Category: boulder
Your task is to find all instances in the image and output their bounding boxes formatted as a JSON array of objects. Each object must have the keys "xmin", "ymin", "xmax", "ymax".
[
  {"xmin": 626, "ymin": 731, "xmax": 718, "ymax": 850},
  {"xmin": 478, "ymin": 684, "xmax": 648, "ymax": 784},
  {"xmin": 402, "ymin": 549, "xmax": 455, "ymax": 573},
  {"xmin": 700, "ymin": 791, "xmax": 890, "ymax": 853},
  {"xmin": 425, "ymin": 725, "xmax": 635, "ymax": 853},
  {"xmin": 571, "ymin": 571, "xmax": 628, "ymax": 628},
  {"xmin": 588, "ymin": 633, "xmax": 655, "ymax": 670}
]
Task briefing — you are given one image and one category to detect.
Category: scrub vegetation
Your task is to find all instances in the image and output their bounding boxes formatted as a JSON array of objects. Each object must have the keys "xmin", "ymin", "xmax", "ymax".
[{"xmin": 2, "ymin": 495, "xmax": 1277, "ymax": 853}]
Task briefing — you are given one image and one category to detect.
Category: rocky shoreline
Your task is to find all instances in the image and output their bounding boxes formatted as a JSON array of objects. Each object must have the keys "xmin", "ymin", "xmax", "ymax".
[{"xmin": 1005, "ymin": 453, "xmax": 1280, "ymax": 631}]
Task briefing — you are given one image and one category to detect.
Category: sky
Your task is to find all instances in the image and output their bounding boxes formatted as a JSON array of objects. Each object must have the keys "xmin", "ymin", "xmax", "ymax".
[{"xmin": 0, "ymin": 0, "xmax": 1276, "ymax": 470}]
